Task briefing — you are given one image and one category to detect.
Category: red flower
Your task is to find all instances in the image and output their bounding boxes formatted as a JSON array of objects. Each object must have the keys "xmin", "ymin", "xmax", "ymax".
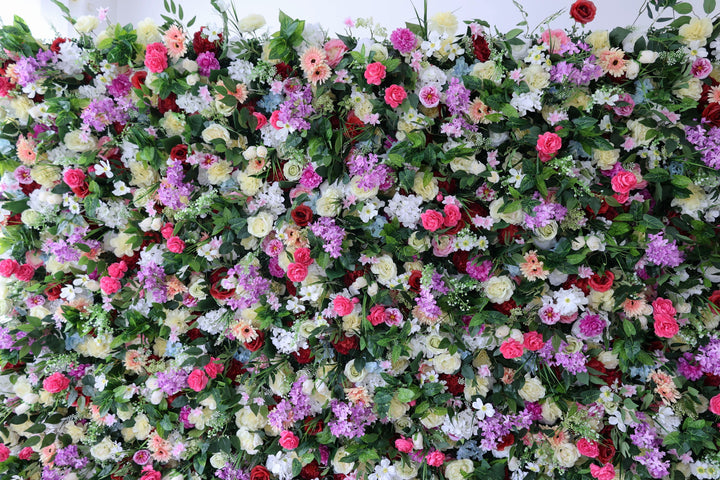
[
  {"xmin": 291, "ymin": 348, "xmax": 314, "ymax": 364},
  {"xmin": 570, "ymin": 0, "xmax": 597, "ymax": 24},
  {"xmin": 157, "ymin": 93, "xmax": 180, "ymax": 114},
  {"xmin": 708, "ymin": 290, "xmax": 720, "ymax": 314},
  {"xmin": 49, "ymin": 37, "xmax": 67, "ymax": 54},
  {"xmin": 408, "ymin": 270, "xmax": 422, "ymax": 293},
  {"xmin": 291, "ymin": 205, "xmax": 314, "ymax": 227},
  {"xmin": 300, "ymin": 460, "xmax": 321, "ymax": 480},
  {"xmin": 702, "ymin": 103, "xmax": 720, "ymax": 128},
  {"xmin": 71, "ymin": 183, "xmax": 90, "ymax": 198},
  {"xmin": 472, "ymin": 35, "xmax": 491, "ymax": 62},
  {"xmin": 244, "ymin": 330, "xmax": 265, "ymax": 352},
  {"xmin": 332, "ymin": 334, "xmax": 359, "ymax": 355},
  {"xmin": 588, "ymin": 270, "xmax": 614, "ymax": 292},
  {"xmin": 193, "ymin": 27, "xmax": 222, "ymax": 55},
  {"xmin": 439, "ymin": 374, "xmax": 464, "ymax": 395},
  {"xmin": 45, "ymin": 283, "xmax": 63, "ymax": 301},
  {"xmin": 131, "ymin": 71, "xmax": 147, "ymax": 89},
  {"xmin": 303, "ymin": 417, "xmax": 323, "ymax": 435},
  {"xmin": 250, "ymin": 465, "xmax": 271, "ymax": 480}
]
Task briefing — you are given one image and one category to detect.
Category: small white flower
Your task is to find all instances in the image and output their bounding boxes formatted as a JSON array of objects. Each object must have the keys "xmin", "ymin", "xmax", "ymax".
[
  {"xmin": 472, "ymin": 399, "xmax": 495, "ymax": 420},
  {"xmin": 113, "ymin": 181, "xmax": 130, "ymax": 196},
  {"xmin": 508, "ymin": 168, "xmax": 525, "ymax": 188},
  {"xmin": 95, "ymin": 160, "xmax": 114, "ymax": 178}
]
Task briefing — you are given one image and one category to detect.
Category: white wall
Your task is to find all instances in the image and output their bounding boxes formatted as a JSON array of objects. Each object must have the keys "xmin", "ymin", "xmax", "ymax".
[{"xmin": 0, "ymin": 0, "xmax": 710, "ymax": 42}]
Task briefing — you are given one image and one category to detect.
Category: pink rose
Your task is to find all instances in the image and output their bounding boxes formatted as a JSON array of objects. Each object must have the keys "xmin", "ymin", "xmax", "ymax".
[
  {"xmin": 652, "ymin": 298, "xmax": 676, "ymax": 318},
  {"xmin": 324, "ymin": 39, "xmax": 348, "ymax": 68},
  {"xmin": 0, "ymin": 444, "xmax": 9, "ymax": 462},
  {"xmin": 0, "ymin": 259, "xmax": 19, "ymax": 278},
  {"xmin": 709, "ymin": 393, "xmax": 720, "ymax": 415},
  {"xmin": 395, "ymin": 437, "xmax": 414, "ymax": 453},
  {"xmin": 613, "ymin": 93, "xmax": 635, "ymax": 116},
  {"xmin": 187, "ymin": 368, "xmax": 209, "ymax": 392},
  {"xmin": 443, "ymin": 204, "xmax": 461, "ymax": 227},
  {"xmin": 364, "ymin": 62, "xmax": 387, "ymax": 85},
  {"xmin": 499, "ymin": 338, "xmax": 524, "ymax": 359},
  {"xmin": 161, "ymin": 223, "xmax": 174, "ymax": 239},
  {"xmin": 43, "ymin": 372, "xmax": 70, "ymax": 393},
  {"xmin": 108, "ymin": 261, "xmax": 128, "ymax": 279},
  {"xmin": 536, "ymin": 132, "xmax": 562, "ymax": 161},
  {"xmin": 590, "ymin": 463, "xmax": 615, "ymax": 480},
  {"xmin": 279, "ymin": 430, "xmax": 299, "ymax": 450},
  {"xmin": 610, "ymin": 171, "xmax": 637, "ymax": 194},
  {"xmin": 418, "ymin": 85, "xmax": 440, "ymax": 108},
  {"xmin": 253, "ymin": 112, "xmax": 267, "ymax": 130},
  {"xmin": 425, "ymin": 450, "xmax": 445, "ymax": 467},
  {"xmin": 167, "ymin": 236, "xmax": 185, "ymax": 253},
  {"xmin": 384, "ymin": 84, "xmax": 407, "ymax": 108},
  {"xmin": 294, "ymin": 247, "xmax": 313, "ymax": 266},
  {"xmin": 18, "ymin": 446, "xmax": 33, "ymax": 460},
  {"xmin": 287, "ymin": 262, "xmax": 308, "ymax": 282},
  {"xmin": 333, "ymin": 295, "xmax": 356, "ymax": 316},
  {"xmin": 14, "ymin": 264, "xmax": 34, "ymax": 282},
  {"xmin": 421, "ymin": 210, "xmax": 445, "ymax": 232},
  {"xmin": 577, "ymin": 438, "xmax": 599, "ymax": 458},
  {"xmin": 523, "ymin": 331, "xmax": 545, "ymax": 351},
  {"xmin": 63, "ymin": 168, "xmax": 86, "ymax": 188},
  {"xmin": 367, "ymin": 305, "xmax": 386, "ymax": 326},
  {"xmin": 100, "ymin": 276, "xmax": 121, "ymax": 295},
  {"xmin": 653, "ymin": 313, "xmax": 679, "ymax": 338},
  {"xmin": 270, "ymin": 110, "xmax": 283, "ymax": 129},
  {"xmin": 144, "ymin": 42, "xmax": 168, "ymax": 73},
  {"xmin": 205, "ymin": 357, "xmax": 224, "ymax": 379}
]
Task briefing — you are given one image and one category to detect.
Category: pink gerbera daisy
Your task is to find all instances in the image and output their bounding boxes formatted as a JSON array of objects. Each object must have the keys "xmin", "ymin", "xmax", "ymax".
[
  {"xmin": 163, "ymin": 25, "xmax": 187, "ymax": 61},
  {"xmin": 300, "ymin": 46, "xmax": 327, "ymax": 75},
  {"xmin": 307, "ymin": 63, "xmax": 331, "ymax": 85}
]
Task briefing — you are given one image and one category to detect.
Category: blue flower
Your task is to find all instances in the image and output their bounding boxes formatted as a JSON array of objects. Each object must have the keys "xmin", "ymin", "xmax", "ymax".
[
  {"xmin": 370, "ymin": 216, "xmax": 388, "ymax": 237},
  {"xmin": 65, "ymin": 332, "xmax": 83, "ymax": 350}
]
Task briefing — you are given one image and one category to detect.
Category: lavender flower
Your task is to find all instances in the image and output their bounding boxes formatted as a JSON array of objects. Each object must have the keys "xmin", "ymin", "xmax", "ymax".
[
  {"xmin": 309, "ymin": 217, "xmax": 346, "ymax": 258},
  {"xmin": 645, "ymin": 232, "xmax": 683, "ymax": 268}
]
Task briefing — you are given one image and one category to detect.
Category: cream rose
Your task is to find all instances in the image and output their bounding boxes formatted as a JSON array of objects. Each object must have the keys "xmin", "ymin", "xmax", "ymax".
[
  {"xmin": 316, "ymin": 185, "xmax": 344, "ymax": 217},
  {"xmin": 132, "ymin": 414, "xmax": 152, "ymax": 440},
  {"xmin": 206, "ymin": 159, "xmax": 233, "ymax": 185},
  {"xmin": 483, "ymin": 275, "xmax": 514, "ymax": 304},
  {"xmin": 90, "ymin": 437, "xmax": 118, "ymax": 462},
  {"xmin": 674, "ymin": 77, "xmax": 703, "ymax": 101},
  {"xmin": 247, "ymin": 211, "xmax": 274, "ymax": 238},
  {"xmin": 412, "ymin": 172, "xmax": 439, "ymax": 201},
  {"xmin": 161, "ymin": 112, "xmax": 186, "ymax": 136},
  {"xmin": 433, "ymin": 352, "xmax": 461, "ymax": 374},
  {"xmin": 598, "ymin": 350, "xmax": 619, "ymax": 369},
  {"xmin": 627, "ymin": 119, "xmax": 653, "ymax": 146},
  {"xmin": 518, "ymin": 375, "xmax": 546, "ymax": 402},
  {"xmin": 202, "ymin": 124, "xmax": 231, "ymax": 144},
  {"xmin": 75, "ymin": 15, "xmax": 100, "ymax": 33},
  {"xmin": 369, "ymin": 43, "xmax": 389, "ymax": 62},
  {"xmin": 592, "ymin": 148, "xmax": 620, "ymax": 170},
  {"xmin": 554, "ymin": 443, "xmax": 580, "ymax": 468},
  {"xmin": 64, "ymin": 130, "xmax": 98, "ymax": 152},
  {"xmin": 585, "ymin": 30, "xmax": 610, "ymax": 53},
  {"xmin": 489, "ymin": 198, "xmax": 524, "ymax": 225},
  {"xmin": 470, "ymin": 60, "xmax": 501, "ymax": 83},
  {"xmin": 333, "ymin": 447, "xmax": 355, "ymax": 474},
  {"xmin": 371, "ymin": 255, "xmax": 397, "ymax": 285},
  {"xmin": 128, "ymin": 161, "xmax": 159, "ymax": 188},
  {"xmin": 344, "ymin": 359, "xmax": 368, "ymax": 383},
  {"xmin": 235, "ymin": 406, "xmax": 267, "ymax": 431},
  {"xmin": 283, "ymin": 160, "xmax": 304, "ymax": 181},
  {"xmin": 136, "ymin": 18, "xmax": 162, "ymax": 45},
  {"xmin": 388, "ymin": 397, "xmax": 410, "ymax": 419},
  {"xmin": 523, "ymin": 64, "xmax": 551, "ymax": 91},
  {"xmin": 445, "ymin": 459, "xmax": 474, "ymax": 480},
  {"xmin": 420, "ymin": 410, "xmax": 445, "ymax": 429},
  {"xmin": 31, "ymin": 164, "xmax": 61, "ymax": 188},
  {"xmin": 237, "ymin": 428, "xmax": 262, "ymax": 454}
]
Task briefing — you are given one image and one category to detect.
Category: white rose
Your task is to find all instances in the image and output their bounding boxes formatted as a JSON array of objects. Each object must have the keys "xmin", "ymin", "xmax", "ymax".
[
  {"xmin": 483, "ymin": 275, "xmax": 514, "ymax": 304},
  {"xmin": 343, "ymin": 359, "xmax": 368, "ymax": 383},
  {"xmin": 206, "ymin": 159, "xmax": 233, "ymax": 185},
  {"xmin": 75, "ymin": 15, "xmax": 100, "ymax": 33},
  {"xmin": 316, "ymin": 185, "xmax": 343, "ymax": 217},
  {"xmin": 283, "ymin": 160, "xmax": 304, "ymax": 181},
  {"xmin": 592, "ymin": 148, "xmax": 620, "ymax": 170},
  {"xmin": 433, "ymin": 352, "xmax": 461, "ymax": 374},
  {"xmin": 333, "ymin": 447, "xmax": 355, "ymax": 474},
  {"xmin": 445, "ymin": 459, "xmax": 474, "ymax": 480},
  {"xmin": 237, "ymin": 428, "xmax": 262, "ymax": 454},
  {"xmin": 420, "ymin": 410, "xmax": 445, "ymax": 429},
  {"xmin": 585, "ymin": 234, "xmax": 605, "ymax": 252},
  {"xmin": 518, "ymin": 375, "xmax": 546, "ymax": 402},
  {"xmin": 129, "ymin": 161, "xmax": 159, "ymax": 188},
  {"xmin": 369, "ymin": 43, "xmax": 389, "ymax": 61},
  {"xmin": 371, "ymin": 255, "xmax": 397, "ymax": 285},
  {"xmin": 247, "ymin": 211, "xmax": 274, "ymax": 238},
  {"xmin": 136, "ymin": 18, "xmax": 162, "ymax": 45},
  {"xmin": 625, "ymin": 60, "xmax": 640, "ymax": 80},
  {"xmin": 238, "ymin": 14, "xmax": 266, "ymax": 32},
  {"xmin": 202, "ymin": 124, "xmax": 231, "ymax": 144},
  {"xmin": 554, "ymin": 443, "xmax": 580, "ymax": 468},
  {"xmin": 489, "ymin": 198, "xmax": 523, "ymax": 225},
  {"xmin": 132, "ymin": 414, "xmax": 152, "ymax": 440},
  {"xmin": 638, "ymin": 50, "xmax": 659, "ymax": 63},
  {"xmin": 412, "ymin": 172, "xmax": 439, "ymax": 201},
  {"xmin": 210, "ymin": 452, "xmax": 229, "ymax": 469},
  {"xmin": 471, "ymin": 61, "xmax": 501, "ymax": 83},
  {"xmin": 64, "ymin": 130, "xmax": 97, "ymax": 152}
]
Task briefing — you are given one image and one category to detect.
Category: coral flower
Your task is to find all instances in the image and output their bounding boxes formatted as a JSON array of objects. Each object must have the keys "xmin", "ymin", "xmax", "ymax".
[
  {"xmin": 598, "ymin": 48, "xmax": 627, "ymax": 77},
  {"xmin": 467, "ymin": 98, "xmax": 491, "ymax": 124},
  {"xmin": 308, "ymin": 63, "xmax": 331, "ymax": 85},
  {"xmin": 300, "ymin": 46, "xmax": 327, "ymax": 74},
  {"xmin": 163, "ymin": 25, "xmax": 187, "ymax": 60}
]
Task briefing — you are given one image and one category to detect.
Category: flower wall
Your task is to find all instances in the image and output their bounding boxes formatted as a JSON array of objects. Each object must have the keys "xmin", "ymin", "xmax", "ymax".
[{"xmin": 0, "ymin": 0, "xmax": 720, "ymax": 479}]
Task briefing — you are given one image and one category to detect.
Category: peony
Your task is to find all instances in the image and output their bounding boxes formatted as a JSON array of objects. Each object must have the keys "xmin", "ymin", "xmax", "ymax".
[
  {"xmin": 100, "ymin": 276, "xmax": 121, "ymax": 295},
  {"xmin": 483, "ymin": 275, "xmax": 515, "ymax": 304},
  {"xmin": 238, "ymin": 14, "xmax": 266, "ymax": 32},
  {"xmin": 499, "ymin": 338, "xmax": 524, "ymax": 359},
  {"xmin": 384, "ymin": 85, "xmax": 407, "ymax": 108},
  {"xmin": 611, "ymin": 171, "xmax": 637, "ymax": 194},
  {"xmin": 678, "ymin": 17, "xmax": 713, "ymax": 44},
  {"xmin": 429, "ymin": 12, "xmax": 458, "ymax": 36},
  {"xmin": 590, "ymin": 463, "xmax": 615, "ymax": 480},
  {"xmin": 144, "ymin": 43, "xmax": 168, "ymax": 73},
  {"xmin": 0, "ymin": 444, "xmax": 10, "ymax": 462},
  {"xmin": 585, "ymin": 30, "xmax": 610, "ymax": 53},
  {"xmin": 433, "ymin": 352, "xmax": 461, "ymax": 374},
  {"xmin": 577, "ymin": 438, "xmax": 599, "ymax": 458},
  {"xmin": 75, "ymin": 15, "xmax": 100, "ymax": 33},
  {"xmin": 43, "ymin": 372, "xmax": 70, "ymax": 393}
]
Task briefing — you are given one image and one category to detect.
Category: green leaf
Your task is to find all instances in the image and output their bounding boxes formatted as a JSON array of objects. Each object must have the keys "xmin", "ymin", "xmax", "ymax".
[
  {"xmin": 704, "ymin": 0, "xmax": 716, "ymax": 13},
  {"xmin": 642, "ymin": 215, "xmax": 665, "ymax": 231},
  {"xmin": 396, "ymin": 388, "xmax": 416, "ymax": 402},
  {"xmin": 673, "ymin": 2, "xmax": 693, "ymax": 14}
]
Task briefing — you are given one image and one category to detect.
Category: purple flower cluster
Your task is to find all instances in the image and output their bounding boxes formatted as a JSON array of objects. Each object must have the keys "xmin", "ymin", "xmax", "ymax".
[
  {"xmin": 80, "ymin": 97, "xmax": 129, "ymax": 132},
  {"xmin": 155, "ymin": 368, "xmax": 189, "ymax": 395},
  {"xmin": 538, "ymin": 340, "xmax": 588, "ymax": 374},
  {"xmin": 54, "ymin": 445, "xmax": 89, "ymax": 469},
  {"xmin": 43, "ymin": 239, "xmax": 82, "ymax": 264},
  {"xmin": 299, "ymin": 163, "xmax": 323, "ymax": 189},
  {"xmin": 549, "ymin": 58, "xmax": 603, "ymax": 86},
  {"xmin": 197, "ymin": 51, "xmax": 221, "ymax": 77},
  {"xmin": 223, "ymin": 264, "xmax": 271, "ymax": 311},
  {"xmin": 466, "ymin": 258, "xmax": 492, "ymax": 281},
  {"xmin": 346, "ymin": 153, "xmax": 393, "ymax": 192},
  {"xmin": 137, "ymin": 261, "xmax": 168, "ymax": 303},
  {"xmin": 14, "ymin": 56, "xmax": 39, "ymax": 87},
  {"xmin": 389, "ymin": 28, "xmax": 417, "ymax": 54},
  {"xmin": 444, "ymin": 78, "xmax": 471, "ymax": 116},
  {"xmin": 309, "ymin": 217, "xmax": 345, "ymax": 258},
  {"xmin": 158, "ymin": 159, "xmax": 194, "ymax": 210},
  {"xmin": 525, "ymin": 196, "xmax": 567, "ymax": 229},
  {"xmin": 268, "ymin": 376, "xmax": 312, "ymax": 429},
  {"xmin": 696, "ymin": 336, "xmax": 720, "ymax": 376},
  {"xmin": 685, "ymin": 123, "xmax": 720, "ymax": 169},
  {"xmin": 416, "ymin": 287, "xmax": 441, "ymax": 319},
  {"xmin": 108, "ymin": 74, "xmax": 132, "ymax": 98},
  {"xmin": 677, "ymin": 352, "xmax": 703, "ymax": 380},
  {"xmin": 631, "ymin": 421, "xmax": 670, "ymax": 478},
  {"xmin": 477, "ymin": 410, "xmax": 533, "ymax": 451},
  {"xmin": 278, "ymin": 85, "xmax": 315, "ymax": 131},
  {"xmin": 645, "ymin": 232, "xmax": 683, "ymax": 268},
  {"xmin": 327, "ymin": 399, "xmax": 376, "ymax": 439}
]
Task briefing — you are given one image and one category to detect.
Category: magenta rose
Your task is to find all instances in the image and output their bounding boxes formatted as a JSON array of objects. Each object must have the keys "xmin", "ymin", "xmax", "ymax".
[
  {"xmin": 426, "ymin": 450, "xmax": 445, "ymax": 467},
  {"xmin": 384, "ymin": 84, "xmax": 407, "ymax": 108},
  {"xmin": 653, "ymin": 313, "xmax": 679, "ymax": 338},
  {"xmin": 279, "ymin": 430, "xmax": 299, "ymax": 450},
  {"xmin": 367, "ymin": 305, "xmax": 386, "ymax": 326},
  {"xmin": 652, "ymin": 297, "xmax": 676, "ymax": 318},
  {"xmin": 0, "ymin": 444, "xmax": 9, "ymax": 462},
  {"xmin": 43, "ymin": 372, "xmax": 70, "ymax": 393},
  {"xmin": 293, "ymin": 247, "xmax": 313, "ymax": 266},
  {"xmin": 63, "ymin": 168, "xmax": 86, "ymax": 188},
  {"xmin": 333, "ymin": 295, "xmax": 355, "ymax": 316},
  {"xmin": 0, "ymin": 258, "xmax": 19, "ymax": 278},
  {"xmin": 395, "ymin": 437, "xmax": 414, "ymax": 453},
  {"xmin": 611, "ymin": 171, "xmax": 638, "ymax": 194},
  {"xmin": 364, "ymin": 62, "xmax": 387, "ymax": 85},
  {"xmin": 590, "ymin": 463, "xmax": 615, "ymax": 480},
  {"xmin": 100, "ymin": 276, "xmax": 121, "ymax": 295},
  {"xmin": 536, "ymin": 132, "xmax": 562, "ymax": 161},
  {"xmin": 523, "ymin": 331, "xmax": 545, "ymax": 351},
  {"xmin": 709, "ymin": 393, "xmax": 720, "ymax": 415},
  {"xmin": 613, "ymin": 93, "xmax": 635, "ymax": 116},
  {"xmin": 108, "ymin": 261, "xmax": 128, "ymax": 279},
  {"xmin": 443, "ymin": 204, "xmax": 461, "ymax": 227},
  {"xmin": 14, "ymin": 264, "xmax": 34, "ymax": 282},
  {"xmin": 287, "ymin": 262, "xmax": 308, "ymax": 282},
  {"xmin": 421, "ymin": 209, "xmax": 445, "ymax": 232},
  {"xmin": 187, "ymin": 368, "xmax": 209, "ymax": 392},
  {"xmin": 577, "ymin": 438, "xmax": 599, "ymax": 458},
  {"xmin": 144, "ymin": 42, "xmax": 168, "ymax": 73},
  {"xmin": 167, "ymin": 236, "xmax": 185, "ymax": 253},
  {"xmin": 499, "ymin": 338, "xmax": 524, "ymax": 359}
]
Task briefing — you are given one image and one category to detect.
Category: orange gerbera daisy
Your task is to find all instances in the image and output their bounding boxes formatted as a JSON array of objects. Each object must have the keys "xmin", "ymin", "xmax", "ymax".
[
  {"xmin": 300, "ymin": 46, "xmax": 327, "ymax": 74},
  {"xmin": 519, "ymin": 250, "xmax": 549, "ymax": 281},
  {"xmin": 650, "ymin": 370, "xmax": 681, "ymax": 405},
  {"xmin": 307, "ymin": 63, "xmax": 331, "ymax": 85},
  {"xmin": 707, "ymin": 85, "xmax": 720, "ymax": 104},
  {"xmin": 232, "ymin": 321, "xmax": 258, "ymax": 342},
  {"xmin": 622, "ymin": 296, "xmax": 650, "ymax": 318},
  {"xmin": 598, "ymin": 48, "xmax": 627, "ymax": 77},
  {"xmin": 16, "ymin": 134, "xmax": 37, "ymax": 164},
  {"xmin": 467, "ymin": 98, "xmax": 491, "ymax": 124}
]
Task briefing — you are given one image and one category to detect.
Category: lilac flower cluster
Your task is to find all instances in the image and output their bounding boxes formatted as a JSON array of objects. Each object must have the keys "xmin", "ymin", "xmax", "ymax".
[
  {"xmin": 645, "ymin": 232, "xmax": 684, "ymax": 268},
  {"xmin": 13, "ymin": 56, "xmax": 39, "ymax": 87},
  {"xmin": 685, "ymin": 123, "xmax": 720, "ymax": 169},
  {"xmin": 538, "ymin": 340, "xmax": 588, "ymax": 374},
  {"xmin": 466, "ymin": 258, "xmax": 492, "ymax": 281},
  {"xmin": 137, "ymin": 262, "xmax": 168, "ymax": 303},
  {"xmin": 327, "ymin": 399, "xmax": 376, "ymax": 439},
  {"xmin": 389, "ymin": 28, "xmax": 417, "ymax": 54},
  {"xmin": 223, "ymin": 264, "xmax": 271, "ymax": 311},
  {"xmin": 215, "ymin": 465, "xmax": 249, "ymax": 480},
  {"xmin": 278, "ymin": 85, "xmax": 315, "ymax": 131},
  {"xmin": 43, "ymin": 239, "xmax": 82, "ymax": 264},
  {"xmin": 158, "ymin": 159, "xmax": 194, "ymax": 210},
  {"xmin": 299, "ymin": 164, "xmax": 323, "ymax": 189},
  {"xmin": 268, "ymin": 376, "xmax": 312, "ymax": 429},
  {"xmin": 197, "ymin": 51, "xmax": 221, "ymax": 77},
  {"xmin": 309, "ymin": 217, "xmax": 345, "ymax": 258},
  {"xmin": 631, "ymin": 420, "xmax": 670, "ymax": 478},
  {"xmin": 525, "ymin": 195, "xmax": 567, "ymax": 229},
  {"xmin": 477, "ymin": 409, "xmax": 533, "ymax": 451},
  {"xmin": 696, "ymin": 336, "xmax": 720, "ymax": 375},
  {"xmin": 54, "ymin": 445, "xmax": 89, "ymax": 469},
  {"xmin": 677, "ymin": 352, "xmax": 703, "ymax": 380},
  {"xmin": 549, "ymin": 58, "xmax": 604, "ymax": 86},
  {"xmin": 80, "ymin": 97, "xmax": 130, "ymax": 132},
  {"xmin": 416, "ymin": 287, "xmax": 442, "ymax": 319},
  {"xmin": 444, "ymin": 78, "xmax": 471, "ymax": 116},
  {"xmin": 155, "ymin": 368, "xmax": 189, "ymax": 396},
  {"xmin": 346, "ymin": 153, "xmax": 393, "ymax": 192}
]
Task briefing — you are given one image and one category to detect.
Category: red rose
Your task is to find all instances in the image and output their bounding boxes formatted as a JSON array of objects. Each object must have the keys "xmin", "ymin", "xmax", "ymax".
[
  {"xmin": 332, "ymin": 334, "xmax": 359, "ymax": 355},
  {"xmin": 300, "ymin": 460, "xmax": 321, "ymax": 480},
  {"xmin": 226, "ymin": 358, "xmax": 247, "ymax": 384},
  {"xmin": 293, "ymin": 247, "xmax": 313, "ymax": 266},
  {"xmin": 496, "ymin": 433, "xmax": 515, "ymax": 451},
  {"xmin": 244, "ymin": 330, "xmax": 265, "ymax": 352},
  {"xmin": 250, "ymin": 465, "xmax": 271, "ymax": 480},
  {"xmin": 43, "ymin": 372, "xmax": 70, "ymax": 393},
  {"xmin": 492, "ymin": 299, "xmax": 517, "ymax": 316},
  {"xmin": 577, "ymin": 438, "xmax": 599, "ymax": 458},
  {"xmin": 274, "ymin": 62, "xmax": 293, "ymax": 79},
  {"xmin": 303, "ymin": 417, "xmax": 323, "ymax": 435},
  {"xmin": 344, "ymin": 111, "xmax": 365, "ymax": 140},
  {"xmin": 440, "ymin": 373, "xmax": 464, "ymax": 395},
  {"xmin": 18, "ymin": 447, "xmax": 33, "ymax": 460},
  {"xmin": 588, "ymin": 271, "xmax": 614, "ymax": 292},
  {"xmin": 210, "ymin": 280, "xmax": 235, "ymax": 300},
  {"xmin": 291, "ymin": 205, "xmax": 313, "ymax": 226},
  {"xmin": 702, "ymin": 102, "xmax": 720, "ymax": 127},
  {"xmin": 709, "ymin": 290, "xmax": 720, "ymax": 314},
  {"xmin": 473, "ymin": 35, "xmax": 491, "ymax": 62},
  {"xmin": 0, "ymin": 259, "xmax": 19, "ymax": 278},
  {"xmin": 71, "ymin": 183, "xmax": 90, "ymax": 198},
  {"xmin": 570, "ymin": 0, "xmax": 597, "ymax": 24},
  {"xmin": 523, "ymin": 331, "xmax": 545, "ymax": 351},
  {"xmin": 193, "ymin": 28, "xmax": 222, "ymax": 55},
  {"xmin": 451, "ymin": 251, "xmax": 469, "ymax": 274},
  {"xmin": 131, "ymin": 71, "xmax": 147, "ymax": 89},
  {"xmin": 408, "ymin": 270, "xmax": 422, "ymax": 293},
  {"xmin": 253, "ymin": 112, "xmax": 267, "ymax": 130},
  {"xmin": 45, "ymin": 283, "xmax": 62, "ymax": 300},
  {"xmin": 498, "ymin": 225, "xmax": 522, "ymax": 245},
  {"xmin": 287, "ymin": 263, "xmax": 309, "ymax": 283},
  {"xmin": 63, "ymin": 168, "xmax": 86, "ymax": 188},
  {"xmin": 384, "ymin": 84, "xmax": 407, "ymax": 108},
  {"xmin": 157, "ymin": 93, "xmax": 179, "ymax": 114},
  {"xmin": 291, "ymin": 348, "xmax": 314, "ymax": 364},
  {"xmin": 204, "ymin": 357, "xmax": 224, "ymax": 379},
  {"xmin": 597, "ymin": 441, "xmax": 615, "ymax": 464}
]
